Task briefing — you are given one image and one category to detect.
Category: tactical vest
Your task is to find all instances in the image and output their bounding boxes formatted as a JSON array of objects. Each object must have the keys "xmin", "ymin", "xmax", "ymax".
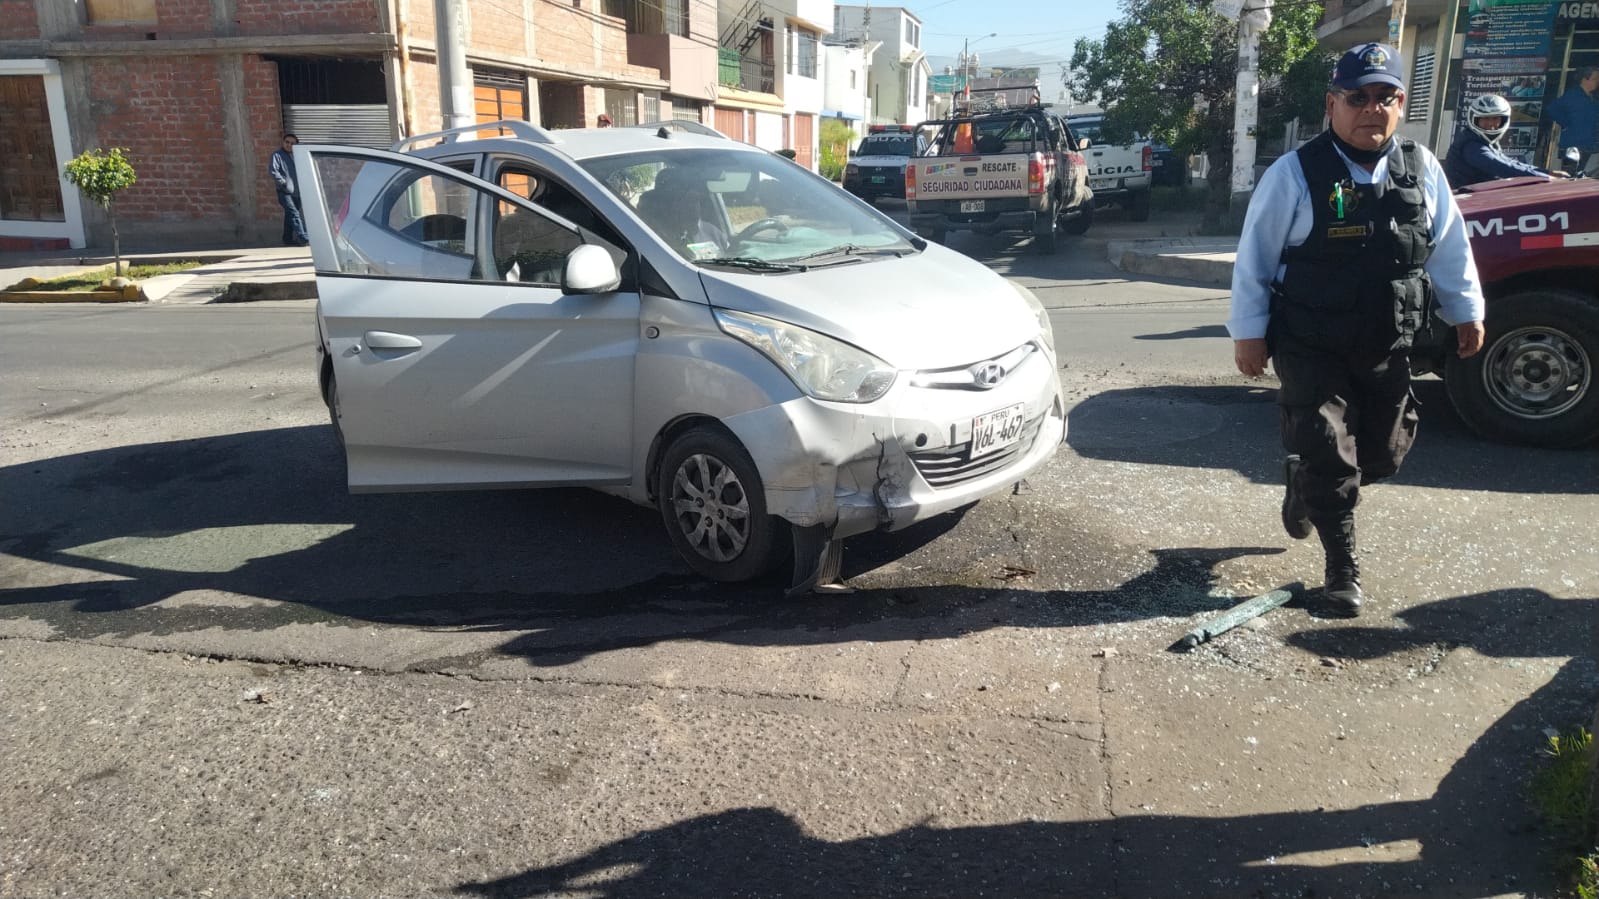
[{"xmin": 1273, "ymin": 131, "xmax": 1434, "ymax": 354}]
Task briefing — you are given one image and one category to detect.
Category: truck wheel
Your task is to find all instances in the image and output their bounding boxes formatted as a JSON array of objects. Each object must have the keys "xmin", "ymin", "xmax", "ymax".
[
  {"xmin": 1443, "ymin": 289, "xmax": 1599, "ymax": 448},
  {"xmin": 1032, "ymin": 211, "xmax": 1058, "ymax": 255},
  {"xmin": 1061, "ymin": 203, "xmax": 1094, "ymax": 236},
  {"xmin": 1127, "ymin": 188, "xmax": 1151, "ymax": 222}
]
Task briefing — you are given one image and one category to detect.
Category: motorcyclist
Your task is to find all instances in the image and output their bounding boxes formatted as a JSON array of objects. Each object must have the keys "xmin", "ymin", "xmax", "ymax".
[{"xmin": 1444, "ymin": 94, "xmax": 1569, "ymax": 189}]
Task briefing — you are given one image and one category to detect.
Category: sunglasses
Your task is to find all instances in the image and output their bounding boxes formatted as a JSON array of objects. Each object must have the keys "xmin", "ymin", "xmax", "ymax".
[{"xmin": 1335, "ymin": 89, "xmax": 1404, "ymax": 110}]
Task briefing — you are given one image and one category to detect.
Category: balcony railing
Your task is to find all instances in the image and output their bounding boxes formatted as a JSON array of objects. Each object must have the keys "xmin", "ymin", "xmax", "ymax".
[{"xmin": 718, "ymin": 48, "xmax": 774, "ymax": 92}]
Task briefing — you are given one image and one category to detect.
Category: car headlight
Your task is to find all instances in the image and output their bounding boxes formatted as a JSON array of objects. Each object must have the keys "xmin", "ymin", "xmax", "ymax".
[
  {"xmin": 1009, "ymin": 280, "xmax": 1055, "ymax": 355},
  {"xmin": 845, "ymin": 164, "xmax": 859, "ymax": 176},
  {"xmin": 715, "ymin": 309, "xmax": 897, "ymax": 403}
]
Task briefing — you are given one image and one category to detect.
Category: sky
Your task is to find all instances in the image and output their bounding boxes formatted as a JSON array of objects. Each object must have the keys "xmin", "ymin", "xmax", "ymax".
[{"xmin": 902, "ymin": 0, "xmax": 1123, "ymax": 92}]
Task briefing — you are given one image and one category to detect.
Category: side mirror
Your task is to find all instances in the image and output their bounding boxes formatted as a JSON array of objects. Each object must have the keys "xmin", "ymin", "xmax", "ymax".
[
  {"xmin": 848, "ymin": 147, "xmax": 857, "ymax": 157},
  {"xmin": 1565, "ymin": 146, "xmax": 1582, "ymax": 162},
  {"xmin": 562, "ymin": 244, "xmax": 621, "ymax": 295},
  {"xmin": 1077, "ymin": 137, "xmax": 1092, "ymax": 151}
]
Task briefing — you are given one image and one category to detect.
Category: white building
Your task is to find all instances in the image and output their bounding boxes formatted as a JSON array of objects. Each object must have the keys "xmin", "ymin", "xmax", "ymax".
[
  {"xmin": 832, "ymin": 4, "xmax": 931, "ymax": 126},
  {"xmin": 715, "ymin": 0, "xmax": 833, "ymax": 169},
  {"xmin": 821, "ymin": 40, "xmax": 878, "ymax": 141}
]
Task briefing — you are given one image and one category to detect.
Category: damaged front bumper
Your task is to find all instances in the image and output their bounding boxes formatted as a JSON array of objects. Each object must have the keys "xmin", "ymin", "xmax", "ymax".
[{"xmin": 721, "ymin": 343, "xmax": 1066, "ymax": 590}]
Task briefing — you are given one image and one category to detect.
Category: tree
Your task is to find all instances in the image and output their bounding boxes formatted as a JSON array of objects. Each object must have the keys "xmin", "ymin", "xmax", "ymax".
[
  {"xmin": 1068, "ymin": 0, "xmax": 1327, "ymax": 231},
  {"xmin": 63, "ymin": 148, "xmax": 137, "ymax": 277}
]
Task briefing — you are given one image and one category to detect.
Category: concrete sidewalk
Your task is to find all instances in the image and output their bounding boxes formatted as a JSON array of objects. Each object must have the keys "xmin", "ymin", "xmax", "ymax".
[
  {"xmin": 0, "ymin": 246, "xmax": 315, "ymax": 304},
  {"xmin": 0, "ymin": 217, "xmax": 1242, "ymax": 304}
]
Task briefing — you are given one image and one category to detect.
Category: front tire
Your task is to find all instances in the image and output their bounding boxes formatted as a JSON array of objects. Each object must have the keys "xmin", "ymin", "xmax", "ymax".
[
  {"xmin": 1443, "ymin": 289, "xmax": 1599, "ymax": 447},
  {"xmin": 657, "ymin": 426, "xmax": 785, "ymax": 581}
]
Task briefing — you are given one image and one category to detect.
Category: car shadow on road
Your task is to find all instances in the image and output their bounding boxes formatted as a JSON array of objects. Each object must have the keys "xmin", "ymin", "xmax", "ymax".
[
  {"xmin": 1067, "ymin": 381, "xmax": 1599, "ymax": 494},
  {"xmin": 455, "ymin": 585, "xmax": 1596, "ymax": 899},
  {"xmin": 3, "ymin": 425, "xmax": 1294, "ymax": 660}
]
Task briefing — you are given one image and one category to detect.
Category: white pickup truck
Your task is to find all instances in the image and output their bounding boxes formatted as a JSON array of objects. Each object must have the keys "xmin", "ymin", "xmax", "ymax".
[
  {"xmin": 906, "ymin": 105, "xmax": 1093, "ymax": 253},
  {"xmin": 1066, "ymin": 113, "xmax": 1152, "ymax": 222}
]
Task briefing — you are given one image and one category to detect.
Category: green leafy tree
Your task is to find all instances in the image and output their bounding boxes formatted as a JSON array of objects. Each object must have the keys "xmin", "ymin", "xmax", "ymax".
[
  {"xmin": 1068, "ymin": 0, "xmax": 1325, "ymax": 230},
  {"xmin": 63, "ymin": 148, "xmax": 137, "ymax": 276}
]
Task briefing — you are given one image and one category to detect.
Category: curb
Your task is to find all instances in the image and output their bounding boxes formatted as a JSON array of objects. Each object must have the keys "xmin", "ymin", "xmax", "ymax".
[
  {"xmin": 1115, "ymin": 249, "xmax": 1235, "ymax": 287},
  {"xmin": 1, "ymin": 285, "xmax": 145, "ymax": 303},
  {"xmin": 211, "ymin": 280, "xmax": 318, "ymax": 303}
]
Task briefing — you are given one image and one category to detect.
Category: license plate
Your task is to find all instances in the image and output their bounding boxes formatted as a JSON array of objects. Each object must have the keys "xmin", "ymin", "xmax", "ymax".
[
  {"xmin": 871, "ymin": 175, "xmax": 885, "ymax": 184},
  {"xmin": 970, "ymin": 403, "xmax": 1026, "ymax": 459},
  {"xmin": 1150, "ymin": 159, "xmax": 1164, "ymax": 166},
  {"xmin": 960, "ymin": 199, "xmax": 985, "ymax": 213},
  {"xmin": 1090, "ymin": 178, "xmax": 1115, "ymax": 190}
]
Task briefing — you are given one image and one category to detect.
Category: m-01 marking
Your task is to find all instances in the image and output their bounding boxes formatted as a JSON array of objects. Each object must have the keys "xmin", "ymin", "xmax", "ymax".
[{"xmin": 1467, "ymin": 210, "xmax": 1570, "ymax": 237}]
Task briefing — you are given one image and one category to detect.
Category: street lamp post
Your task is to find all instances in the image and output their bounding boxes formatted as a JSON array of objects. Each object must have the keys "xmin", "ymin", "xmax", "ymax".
[{"xmin": 961, "ymin": 32, "xmax": 996, "ymax": 99}]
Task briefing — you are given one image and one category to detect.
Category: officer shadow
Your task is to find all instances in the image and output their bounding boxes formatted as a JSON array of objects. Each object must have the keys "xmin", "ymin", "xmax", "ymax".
[
  {"xmin": 456, "ymin": 587, "xmax": 1594, "ymax": 898},
  {"xmin": 1066, "ymin": 380, "xmax": 1599, "ymax": 495}
]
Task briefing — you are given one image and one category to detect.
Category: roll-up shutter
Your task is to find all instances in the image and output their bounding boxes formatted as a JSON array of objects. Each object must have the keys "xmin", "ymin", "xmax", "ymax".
[{"xmin": 283, "ymin": 104, "xmax": 393, "ymax": 149}]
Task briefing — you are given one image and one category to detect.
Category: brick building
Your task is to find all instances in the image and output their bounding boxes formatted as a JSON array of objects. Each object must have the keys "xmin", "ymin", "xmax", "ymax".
[{"xmin": 0, "ymin": 0, "xmax": 722, "ymax": 249}]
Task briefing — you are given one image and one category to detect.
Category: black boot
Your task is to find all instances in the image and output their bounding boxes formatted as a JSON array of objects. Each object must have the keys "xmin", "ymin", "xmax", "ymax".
[
  {"xmin": 1281, "ymin": 455, "xmax": 1312, "ymax": 540},
  {"xmin": 1314, "ymin": 515, "xmax": 1363, "ymax": 617}
]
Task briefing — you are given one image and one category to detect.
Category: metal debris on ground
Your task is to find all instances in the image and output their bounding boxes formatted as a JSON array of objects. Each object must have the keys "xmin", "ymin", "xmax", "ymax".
[
  {"xmin": 997, "ymin": 564, "xmax": 1035, "ymax": 580},
  {"xmin": 1171, "ymin": 588, "xmax": 1294, "ymax": 651}
]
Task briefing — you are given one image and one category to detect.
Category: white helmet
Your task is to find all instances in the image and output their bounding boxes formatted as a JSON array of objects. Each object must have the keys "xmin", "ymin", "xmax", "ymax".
[{"xmin": 1467, "ymin": 93, "xmax": 1513, "ymax": 143}]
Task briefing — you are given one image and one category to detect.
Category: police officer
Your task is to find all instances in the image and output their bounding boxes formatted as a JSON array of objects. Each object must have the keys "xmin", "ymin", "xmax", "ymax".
[{"xmin": 1228, "ymin": 43, "xmax": 1487, "ymax": 617}]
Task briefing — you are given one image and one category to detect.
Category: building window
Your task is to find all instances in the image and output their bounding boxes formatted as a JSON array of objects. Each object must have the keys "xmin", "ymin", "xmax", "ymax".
[
  {"xmin": 641, "ymin": 92, "xmax": 660, "ymax": 124},
  {"xmin": 850, "ymin": 69, "xmax": 857, "ymax": 90},
  {"xmin": 87, "ymin": 0, "xmax": 156, "ymax": 24},
  {"xmin": 1408, "ymin": 51, "xmax": 1434, "ymax": 123},
  {"xmin": 604, "ymin": 90, "xmax": 637, "ymax": 127},
  {"xmin": 904, "ymin": 19, "xmax": 918, "ymax": 48},
  {"xmin": 796, "ymin": 29, "xmax": 818, "ymax": 78}
]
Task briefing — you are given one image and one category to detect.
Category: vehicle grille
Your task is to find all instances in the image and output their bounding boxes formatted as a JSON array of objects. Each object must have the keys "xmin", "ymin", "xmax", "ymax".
[{"xmin": 910, "ymin": 413, "xmax": 1046, "ymax": 488}]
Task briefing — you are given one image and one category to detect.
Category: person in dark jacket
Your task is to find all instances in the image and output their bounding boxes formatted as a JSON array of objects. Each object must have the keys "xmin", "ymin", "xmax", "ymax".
[
  {"xmin": 1547, "ymin": 66, "xmax": 1599, "ymax": 175},
  {"xmin": 269, "ymin": 133, "xmax": 309, "ymax": 247},
  {"xmin": 1444, "ymin": 94, "xmax": 1566, "ymax": 188},
  {"xmin": 1228, "ymin": 43, "xmax": 1487, "ymax": 617}
]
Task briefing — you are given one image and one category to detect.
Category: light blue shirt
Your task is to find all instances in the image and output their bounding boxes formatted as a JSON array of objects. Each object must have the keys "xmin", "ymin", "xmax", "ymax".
[{"xmin": 1227, "ymin": 139, "xmax": 1486, "ymax": 340}]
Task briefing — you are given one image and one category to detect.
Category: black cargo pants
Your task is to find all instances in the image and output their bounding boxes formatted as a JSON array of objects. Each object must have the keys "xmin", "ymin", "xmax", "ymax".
[{"xmin": 1271, "ymin": 336, "xmax": 1420, "ymax": 519}]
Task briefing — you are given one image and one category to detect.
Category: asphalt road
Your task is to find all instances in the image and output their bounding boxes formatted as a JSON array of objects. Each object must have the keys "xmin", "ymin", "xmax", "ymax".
[{"xmin": 2, "ymin": 227, "xmax": 1596, "ymax": 898}]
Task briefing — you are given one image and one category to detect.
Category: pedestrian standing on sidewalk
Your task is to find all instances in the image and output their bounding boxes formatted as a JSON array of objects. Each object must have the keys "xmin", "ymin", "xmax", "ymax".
[
  {"xmin": 1547, "ymin": 66, "xmax": 1599, "ymax": 175},
  {"xmin": 1227, "ymin": 42, "xmax": 1487, "ymax": 617},
  {"xmin": 270, "ymin": 133, "xmax": 309, "ymax": 247}
]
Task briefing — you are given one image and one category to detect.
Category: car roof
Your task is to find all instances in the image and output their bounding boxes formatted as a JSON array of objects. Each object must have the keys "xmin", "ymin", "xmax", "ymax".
[{"xmin": 405, "ymin": 125, "xmax": 761, "ymax": 165}]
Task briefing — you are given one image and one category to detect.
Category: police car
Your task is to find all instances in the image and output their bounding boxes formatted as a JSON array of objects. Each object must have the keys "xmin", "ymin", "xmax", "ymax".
[
  {"xmin": 1410, "ymin": 175, "xmax": 1599, "ymax": 447},
  {"xmin": 842, "ymin": 125, "xmax": 927, "ymax": 203}
]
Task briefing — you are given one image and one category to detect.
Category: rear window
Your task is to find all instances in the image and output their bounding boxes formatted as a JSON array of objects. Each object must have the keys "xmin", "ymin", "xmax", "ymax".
[{"xmin": 859, "ymin": 136, "xmax": 914, "ymax": 156}]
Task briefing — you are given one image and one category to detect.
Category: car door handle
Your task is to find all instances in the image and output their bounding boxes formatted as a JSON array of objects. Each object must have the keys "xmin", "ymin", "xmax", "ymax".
[{"xmin": 363, "ymin": 331, "xmax": 422, "ymax": 350}]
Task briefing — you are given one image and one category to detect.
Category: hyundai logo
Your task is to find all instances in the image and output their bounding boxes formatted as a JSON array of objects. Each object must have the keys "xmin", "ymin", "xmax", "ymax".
[{"xmin": 971, "ymin": 362, "xmax": 1006, "ymax": 389}]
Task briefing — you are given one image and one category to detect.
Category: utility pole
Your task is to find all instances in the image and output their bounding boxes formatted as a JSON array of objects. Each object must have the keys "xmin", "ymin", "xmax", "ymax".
[
  {"xmin": 1217, "ymin": 0, "xmax": 1272, "ymax": 211},
  {"xmin": 435, "ymin": 0, "xmax": 473, "ymax": 130},
  {"xmin": 1388, "ymin": 0, "xmax": 1407, "ymax": 54}
]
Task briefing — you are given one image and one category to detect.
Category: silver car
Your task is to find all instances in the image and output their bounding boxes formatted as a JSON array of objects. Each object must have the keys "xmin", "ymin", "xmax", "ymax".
[{"xmin": 295, "ymin": 120, "xmax": 1066, "ymax": 592}]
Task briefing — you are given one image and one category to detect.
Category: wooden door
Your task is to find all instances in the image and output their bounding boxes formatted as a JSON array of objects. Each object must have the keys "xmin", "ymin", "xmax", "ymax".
[
  {"xmin": 793, "ymin": 113, "xmax": 814, "ymax": 170},
  {"xmin": 0, "ymin": 76, "xmax": 64, "ymax": 222}
]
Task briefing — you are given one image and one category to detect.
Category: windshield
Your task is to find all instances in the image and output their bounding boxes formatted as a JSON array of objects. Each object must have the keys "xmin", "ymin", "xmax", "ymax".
[
  {"xmin": 858, "ymin": 136, "xmax": 915, "ymax": 156},
  {"xmin": 1069, "ymin": 120, "xmax": 1102, "ymax": 143},
  {"xmin": 582, "ymin": 148, "xmax": 917, "ymax": 266}
]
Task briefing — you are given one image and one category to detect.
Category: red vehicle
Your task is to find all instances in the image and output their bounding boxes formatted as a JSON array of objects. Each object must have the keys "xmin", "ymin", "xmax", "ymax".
[{"xmin": 1411, "ymin": 176, "xmax": 1599, "ymax": 447}]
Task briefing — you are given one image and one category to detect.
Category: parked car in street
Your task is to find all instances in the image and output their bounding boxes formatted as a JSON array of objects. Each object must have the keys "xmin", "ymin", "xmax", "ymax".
[
  {"xmin": 294, "ymin": 120, "xmax": 1067, "ymax": 592},
  {"xmin": 908, "ymin": 104, "xmax": 1093, "ymax": 252},
  {"xmin": 842, "ymin": 124, "xmax": 927, "ymax": 203},
  {"xmin": 1410, "ymin": 174, "xmax": 1599, "ymax": 447},
  {"xmin": 1149, "ymin": 142, "xmax": 1188, "ymax": 187},
  {"xmin": 1066, "ymin": 113, "xmax": 1153, "ymax": 221}
]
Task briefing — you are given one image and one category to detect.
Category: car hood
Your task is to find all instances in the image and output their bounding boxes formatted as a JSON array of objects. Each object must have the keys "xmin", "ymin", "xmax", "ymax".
[
  {"xmin": 697, "ymin": 244, "xmax": 1042, "ymax": 370},
  {"xmin": 852, "ymin": 155, "xmax": 910, "ymax": 167},
  {"xmin": 1455, "ymin": 176, "xmax": 1599, "ymax": 216}
]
